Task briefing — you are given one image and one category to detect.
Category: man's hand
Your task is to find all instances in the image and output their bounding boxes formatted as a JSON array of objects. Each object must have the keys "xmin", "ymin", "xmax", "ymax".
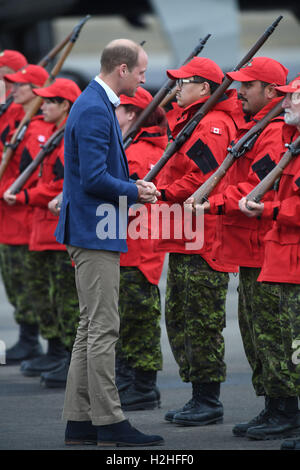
[
  {"xmin": 239, "ymin": 196, "xmax": 264, "ymax": 218},
  {"xmin": 48, "ymin": 198, "xmax": 60, "ymax": 216},
  {"xmin": 184, "ymin": 196, "xmax": 210, "ymax": 214},
  {"xmin": 136, "ymin": 179, "xmax": 160, "ymax": 204},
  {"xmin": 3, "ymin": 190, "xmax": 17, "ymax": 205}
]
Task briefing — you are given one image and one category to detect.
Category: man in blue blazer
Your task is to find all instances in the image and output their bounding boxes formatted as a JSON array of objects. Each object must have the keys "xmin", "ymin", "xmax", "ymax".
[{"xmin": 55, "ymin": 38, "xmax": 163, "ymax": 447}]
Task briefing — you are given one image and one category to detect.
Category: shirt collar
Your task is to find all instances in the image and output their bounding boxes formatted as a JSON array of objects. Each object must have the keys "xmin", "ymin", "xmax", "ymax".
[{"xmin": 94, "ymin": 75, "xmax": 120, "ymax": 107}]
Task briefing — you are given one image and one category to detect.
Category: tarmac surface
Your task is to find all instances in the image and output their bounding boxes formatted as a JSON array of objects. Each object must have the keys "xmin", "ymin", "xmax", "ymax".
[{"xmin": 0, "ymin": 269, "xmax": 293, "ymax": 455}]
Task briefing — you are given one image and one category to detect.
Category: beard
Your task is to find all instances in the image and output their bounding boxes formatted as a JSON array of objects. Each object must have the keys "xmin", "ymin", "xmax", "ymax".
[{"xmin": 284, "ymin": 109, "xmax": 300, "ymax": 126}]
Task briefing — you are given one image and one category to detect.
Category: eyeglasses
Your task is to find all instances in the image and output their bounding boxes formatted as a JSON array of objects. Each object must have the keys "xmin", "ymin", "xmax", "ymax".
[{"xmin": 176, "ymin": 78, "xmax": 202, "ymax": 88}]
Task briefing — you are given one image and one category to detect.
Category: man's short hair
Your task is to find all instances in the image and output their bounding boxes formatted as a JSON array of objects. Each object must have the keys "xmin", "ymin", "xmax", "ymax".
[
  {"xmin": 195, "ymin": 76, "xmax": 220, "ymax": 94},
  {"xmin": 101, "ymin": 42, "xmax": 140, "ymax": 74}
]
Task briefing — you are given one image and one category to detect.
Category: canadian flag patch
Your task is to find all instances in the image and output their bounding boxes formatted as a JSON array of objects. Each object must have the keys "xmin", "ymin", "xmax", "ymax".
[
  {"xmin": 210, "ymin": 127, "xmax": 222, "ymax": 135},
  {"xmin": 37, "ymin": 135, "xmax": 46, "ymax": 143}
]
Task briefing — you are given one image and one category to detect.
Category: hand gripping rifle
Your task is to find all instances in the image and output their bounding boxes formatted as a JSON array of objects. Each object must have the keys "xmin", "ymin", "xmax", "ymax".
[
  {"xmin": 122, "ymin": 34, "xmax": 211, "ymax": 150},
  {"xmin": 245, "ymin": 134, "xmax": 300, "ymax": 205},
  {"xmin": 189, "ymin": 98, "xmax": 284, "ymax": 204},
  {"xmin": 0, "ymin": 15, "xmax": 90, "ymax": 182},
  {"xmin": 7, "ymin": 123, "xmax": 66, "ymax": 195},
  {"xmin": 143, "ymin": 15, "xmax": 283, "ymax": 183}
]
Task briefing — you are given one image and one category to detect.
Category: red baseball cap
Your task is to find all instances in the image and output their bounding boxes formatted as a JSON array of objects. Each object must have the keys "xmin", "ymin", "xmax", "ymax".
[
  {"xmin": 5, "ymin": 64, "xmax": 49, "ymax": 87},
  {"xmin": 227, "ymin": 57, "xmax": 289, "ymax": 86},
  {"xmin": 120, "ymin": 86, "xmax": 152, "ymax": 109},
  {"xmin": 166, "ymin": 57, "xmax": 224, "ymax": 85},
  {"xmin": 0, "ymin": 49, "xmax": 27, "ymax": 72},
  {"xmin": 33, "ymin": 78, "xmax": 81, "ymax": 103},
  {"xmin": 275, "ymin": 75, "xmax": 300, "ymax": 94}
]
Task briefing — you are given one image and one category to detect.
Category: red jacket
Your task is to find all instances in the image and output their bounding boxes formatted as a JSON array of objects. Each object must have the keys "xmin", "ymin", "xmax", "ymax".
[
  {"xmin": 0, "ymin": 102, "xmax": 24, "ymax": 156},
  {"xmin": 258, "ymin": 125, "xmax": 300, "ymax": 284},
  {"xmin": 120, "ymin": 126, "xmax": 167, "ymax": 285},
  {"xmin": 0, "ymin": 115, "xmax": 53, "ymax": 245},
  {"xmin": 155, "ymin": 89, "xmax": 240, "ymax": 272},
  {"xmin": 209, "ymin": 97, "xmax": 285, "ymax": 268},
  {"xmin": 14, "ymin": 121, "xmax": 66, "ymax": 251}
]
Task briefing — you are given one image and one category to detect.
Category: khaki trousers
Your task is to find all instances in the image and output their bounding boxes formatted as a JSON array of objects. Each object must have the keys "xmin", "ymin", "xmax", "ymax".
[{"xmin": 62, "ymin": 246, "xmax": 125, "ymax": 425}]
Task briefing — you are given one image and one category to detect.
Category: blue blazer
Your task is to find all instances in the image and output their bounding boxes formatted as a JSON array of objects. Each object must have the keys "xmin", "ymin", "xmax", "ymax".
[{"xmin": 55, "ymin": 80, "xmax": 138, "ymax": 252}]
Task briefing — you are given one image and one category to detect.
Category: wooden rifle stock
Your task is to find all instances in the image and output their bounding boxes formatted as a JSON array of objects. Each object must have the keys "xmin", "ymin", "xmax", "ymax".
[
  {"xmin": 0, "ymin": 17, "xmax": 90, "ymax": 118},
  {"xmin": 8, "ymin": 125, "xmax": 65, "ymax": 195},
  {"xmin": 190, "ymin": 98, "xmax": 284, "ymax": 204},
  {"xmin": 143, "ymin": 16, "xmax": 283, "ymax": 183},
  {"xmin": 246, "ymin": 134, "xmax": 300, "ymax": 204},
  {"xmin": 37, "ymin": 15, "xmax": 91, "ymax": 68},
  {"xmin": 122, "ymin": 34, "xmax": 211, "ymax": 150},
  {"xmin": 0, "ymin": 15, "xmax": 90, "ymax": 182}
]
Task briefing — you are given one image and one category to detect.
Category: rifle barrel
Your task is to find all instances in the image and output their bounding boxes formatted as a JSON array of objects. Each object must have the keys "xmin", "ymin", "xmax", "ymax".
[
  {"xmin": 0, "ymin": 16, "xmax": 90, "ymax": 182},
  {"xmin": 190, "ymin": 98, "xmax": 284, "ymax": 204},
  {"xmin": 122, "ymin": 34, "xmax": 212, "ymax": 148},
  {"xmin": 142, "ymin": 16, "xmax": 283, "ymax": 183},
  {"xmin": 246, "ymin": 134, "xmax": 300, "ymax": 204}
]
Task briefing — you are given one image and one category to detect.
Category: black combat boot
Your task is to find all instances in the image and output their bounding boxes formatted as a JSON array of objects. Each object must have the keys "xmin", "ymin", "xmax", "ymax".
[
  {"xmin": 20, "ymin": 337, "xmax": 68, "ymax": 377},
  {"xmin": 115, "ymin": 356, "xmax": 134, "ymax": 392},
  {"xmin": 119, "ymin": 369, "xmax": 160, "ymax": 411},
  {"xmin": 233, "ymin": 396, "xmax": 271, "ymax": 437},
  {"xmin": 280, "ymin": 437, "xmax": 300, "ymax": 450},
  {"xmin": 172, "ymin": 382, "xmax": 223, "ymax": 426},
  {"xmin": 164, "ymin": 396, "xmax": 198, "ymax": 423},
  {"xmin": 40, "ymin": 353, "xmax": 71, "ymax": 388},
  {"xmin": 6, "ymin": 323, "xmax": 43, "ymax": 363},
  {"xmin": 246, "ymin": 397, "xmax": 300, "ymax": 440}
]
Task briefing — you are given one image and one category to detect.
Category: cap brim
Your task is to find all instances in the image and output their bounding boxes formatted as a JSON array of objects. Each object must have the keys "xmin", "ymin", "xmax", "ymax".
[
  {"xmin": 4, "ymin": 72, "xmax": 26, "ymax": 83},
  {"xmin": 275, "ymin": 84, "xmax": 300, "ymax": 94},
  {"xmin": 166, "ymin": 69, "xmax": 193, "ymax": 80},
  {"xmin": 226, "ymin": 70, "xmax": 256, "ymax": 82},
  {"xmin": 32, "ymin": 88, "xmax": 55, "ymax": 98}
]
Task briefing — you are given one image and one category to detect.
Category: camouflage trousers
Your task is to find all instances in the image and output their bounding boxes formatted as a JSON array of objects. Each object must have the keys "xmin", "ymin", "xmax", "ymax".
[
  {"xmin": 0, "ymin": 244, "xmax": 39, "ymax": 325},
  {"xmin": 0, "ymin": 244, "xmax": 79, "ymax": 351},
  {"xmin": 238, "ymin": 267, "xmax": 300, "ymax": 397},
  {"xmin": 165, "ymin": 253, "xmax": 229, "ymax": 384},
  {"xmin": 117, "ymin": 266, "xmax": 163, "ymax": 371}
]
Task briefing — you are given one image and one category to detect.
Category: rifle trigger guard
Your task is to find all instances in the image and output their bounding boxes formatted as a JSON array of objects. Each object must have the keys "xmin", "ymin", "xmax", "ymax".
[{"xmin": 285, "ymin": 142, "xmax": 300, "ymax": 156}]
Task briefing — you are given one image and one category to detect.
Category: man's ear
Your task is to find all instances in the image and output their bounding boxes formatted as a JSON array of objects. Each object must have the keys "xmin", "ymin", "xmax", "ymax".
[
  {"xmin": 265, "ymin": 83, "xmax": 278, "ymax": 99},
  {"xmin": 201, "ymin": 81, "xmax": 211, "ymax": 96},
  {"xmin": 119, "ymin": 64, "xmax": 127, "ymax": 77},
  {"xmin": 128, "ymin": 111, "xmax": 136, "ymax": 122}
]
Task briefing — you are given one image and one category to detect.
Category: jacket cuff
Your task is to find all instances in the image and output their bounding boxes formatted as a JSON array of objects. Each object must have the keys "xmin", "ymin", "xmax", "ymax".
[{"xmin": 15, "ymin": 190, "xmax": 28, "ymax": 205}]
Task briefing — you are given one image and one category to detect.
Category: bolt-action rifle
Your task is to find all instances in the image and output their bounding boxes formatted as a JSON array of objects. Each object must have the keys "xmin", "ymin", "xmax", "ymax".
[
  {"xmin": 143, "ymin": 15, "xmax": 283, "ymax": 183},
  {"xmin": 245, "ymin": 134, "xmax": 300, "ymax": 205},
  {"xmin": 189, "ymin": 98, "xmax": 284, "ymax": 204},
  {"xmin": 122, "ymin": 34, "xmax": 211, "ymax": 150},
  {"xmin": 0, "ymin": 15, "xmax": 90, "ymax": 181},
  {"xmin": 0, "ymin": 16, "xmax": 90, "ymax": 118},
  {"xmin": 7, "ymin": 124, "xmax": 66, "ymax": 195}
]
